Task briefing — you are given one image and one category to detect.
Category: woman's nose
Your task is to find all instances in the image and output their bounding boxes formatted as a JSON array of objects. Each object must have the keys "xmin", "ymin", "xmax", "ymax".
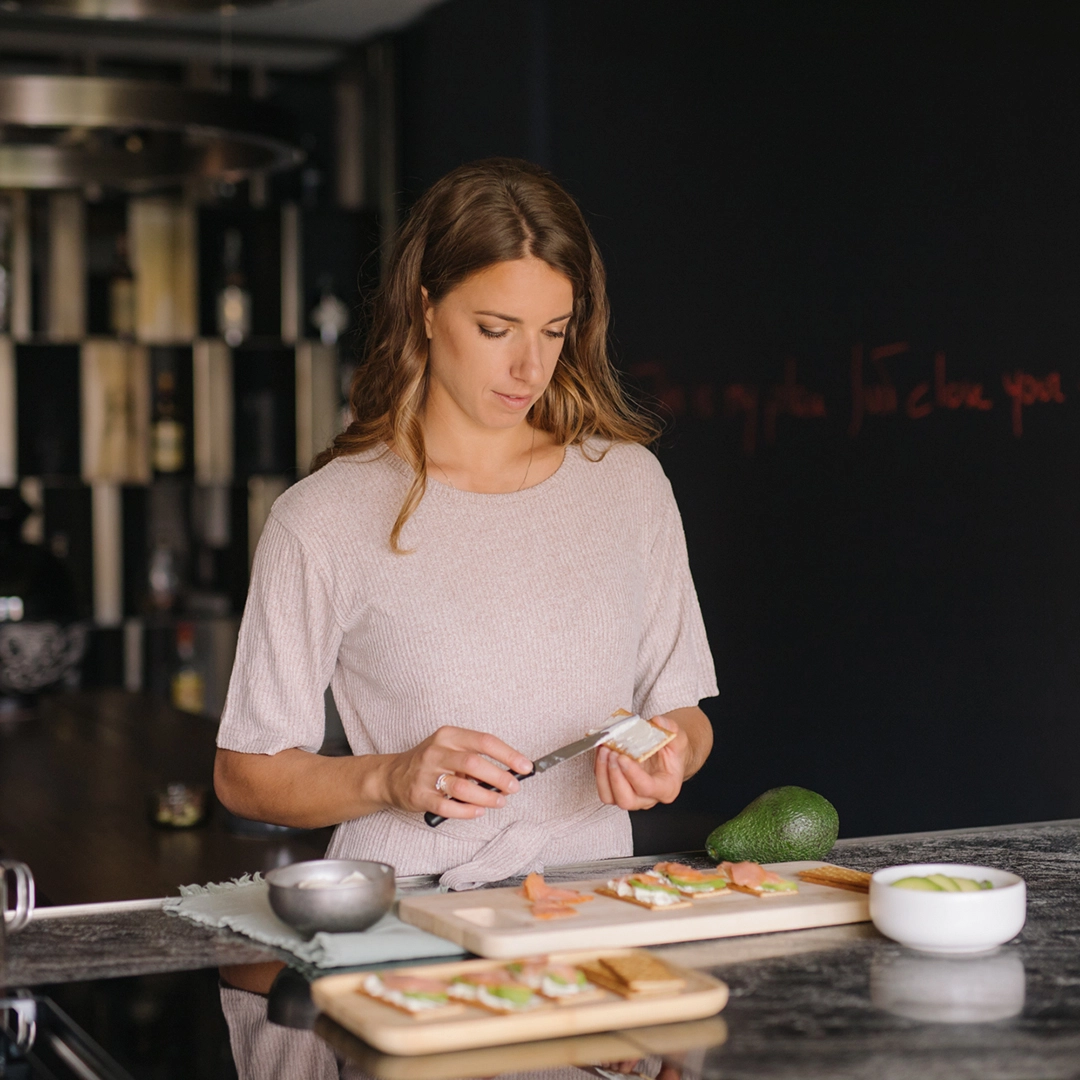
[{"xmin": 511, "ymin": 333, "xmax": 545, "ymax": 382}]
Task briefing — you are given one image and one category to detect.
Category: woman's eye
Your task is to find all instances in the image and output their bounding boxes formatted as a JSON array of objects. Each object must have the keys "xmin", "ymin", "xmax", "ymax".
[
  {"xmin": 544, "ymin": 329, "xmax": 566, "ymax": 340},
  {"xmin": 478, "ymin": 325, "xmax": 509, "ymax": 339}
]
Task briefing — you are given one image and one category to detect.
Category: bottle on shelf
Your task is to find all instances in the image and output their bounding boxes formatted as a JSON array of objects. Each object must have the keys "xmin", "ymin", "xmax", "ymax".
[
  {"xmin": 171, "ymin": 621, "xmax": 205, "ymax": 715},
  {"xmin": 152, "ymin": 370, "xmax": 185, "ymax": 474},
  {"xmin": 147, "ymin": 543, "xmax": 180, "ymax": 612},
  {"xmin": 216, "ymin": 227, "xmax": 251, "ymax": 347},
  {"xmin": 107, "ymin": 232, "xmax": 136, "ymax": 339},
  {"xmin": 310, "ymin": 273, "xmax": 350, "ymax": 345}
]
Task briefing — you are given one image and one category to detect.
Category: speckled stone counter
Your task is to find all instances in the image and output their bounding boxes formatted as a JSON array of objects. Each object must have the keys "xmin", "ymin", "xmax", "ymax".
[
  {"xmin": 5, "ymin": 820, "xmax": 1080, "ymax": 1079},
  {"xmin": 665, "ymin": 819, "xmax": 1080, "ymax": 1079}
]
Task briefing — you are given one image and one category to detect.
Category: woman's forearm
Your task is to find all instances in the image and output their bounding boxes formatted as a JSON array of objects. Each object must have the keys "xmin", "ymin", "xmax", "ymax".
[
  {"xmin": 214, "ymin": 725, "xmax": 533, "ymax": 829},
  {"xmin": 214, "ymin": 747, "xmax": 397, "ymax": 829},
  {"xmin": 665, "ymin": 705, "xmax": 714, "ymax": 780}
]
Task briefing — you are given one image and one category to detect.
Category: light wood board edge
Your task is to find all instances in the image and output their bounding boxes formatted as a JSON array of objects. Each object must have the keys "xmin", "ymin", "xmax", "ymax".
[
  {"xmin": 399, "ymin": 880, "xmax": 870, "ymax": 959},
  {"xmin": 310, "ymin": 950, "xmax": 727, "ymax": 1057}
]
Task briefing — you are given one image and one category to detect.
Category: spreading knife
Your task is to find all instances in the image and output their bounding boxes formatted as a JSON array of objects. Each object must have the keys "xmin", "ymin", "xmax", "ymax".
[{"xmin": 423, "ymin": 712, "xmax": 647, "ymax": 828}]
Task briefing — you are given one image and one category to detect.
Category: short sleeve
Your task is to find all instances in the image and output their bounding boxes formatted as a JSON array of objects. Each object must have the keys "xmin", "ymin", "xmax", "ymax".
[
  {"xmin": 217, "ymin": 514, "xmax": 343, "ymax": 755},
  {"xmin": 633, "ymin": 471, "xmax": 719, "ymax": 720}
]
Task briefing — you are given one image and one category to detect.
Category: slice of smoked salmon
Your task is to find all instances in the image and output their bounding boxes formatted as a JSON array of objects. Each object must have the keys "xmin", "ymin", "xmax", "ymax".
[
  {"xmin": 380, "ymin": 974, "xmax": 452, "ymax": 994},
  {"xmin": 543, "ymin": 887, "xmax": 593, "ymax": 904},
  {"xmin": 654, "ymin": 862, "xmax": 715, "ymax": 882},
  {"xmin": 521, "ymin": 872, "xmax": 593, "ymax": 904},
  {"xmin": 722, "ymin": 861, "xmax": 768, "ymax": 888},
  {"xmin": 521, "ymin": 872, "xmax": 548, "ymax": 901},
  {"xmin": 530, "ymin": 902, "xmax": 580, "ymax": 920}
]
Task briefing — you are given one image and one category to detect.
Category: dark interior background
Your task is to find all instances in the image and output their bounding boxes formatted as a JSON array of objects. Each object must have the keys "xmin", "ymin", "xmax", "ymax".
[{"xmin": 399, "ymin": 0, "xmax": 1080, "ymax": 842}]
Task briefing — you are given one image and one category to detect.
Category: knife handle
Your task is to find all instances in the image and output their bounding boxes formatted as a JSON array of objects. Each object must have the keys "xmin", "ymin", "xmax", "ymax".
[{"xmin": 424, "ymin": 770, "xmax": 532, "ymax": 828}]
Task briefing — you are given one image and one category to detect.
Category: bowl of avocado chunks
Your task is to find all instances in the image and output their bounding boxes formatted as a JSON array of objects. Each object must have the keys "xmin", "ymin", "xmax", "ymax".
[{"xmin": 869, "ymin": 862, "xmax": 1027, "ymax": 954}]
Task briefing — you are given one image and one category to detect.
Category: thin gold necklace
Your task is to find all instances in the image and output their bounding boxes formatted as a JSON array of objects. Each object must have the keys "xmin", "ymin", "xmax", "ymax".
[{"xmin": 429, "ymin": 427, "xmax": 536, "ymax": 492}]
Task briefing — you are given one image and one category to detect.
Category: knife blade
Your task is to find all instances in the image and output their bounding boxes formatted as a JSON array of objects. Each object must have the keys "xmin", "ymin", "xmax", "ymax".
[{"xmin": 423, "ymin": 713, "xmax": 642, "ymax": 828}]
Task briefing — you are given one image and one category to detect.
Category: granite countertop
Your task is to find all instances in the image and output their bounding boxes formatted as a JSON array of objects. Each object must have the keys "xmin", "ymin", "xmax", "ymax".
[{"xmin": 4, "ymin": 820, "xmax": 1080, "ymax": 1079}]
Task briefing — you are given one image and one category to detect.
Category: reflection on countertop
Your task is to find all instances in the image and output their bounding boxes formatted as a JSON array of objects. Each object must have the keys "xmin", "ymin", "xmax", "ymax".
[
  {"xmin": 217, "ymin": 961, "xmax": 723, "ymax": 1080},
  {"xmin": 870, "ymin": 949, "xmax": 1026, "ymax": 1023},
  {"xmin": 4, "ymin": 819, "xmax": 1080, "ymax": 1079}
]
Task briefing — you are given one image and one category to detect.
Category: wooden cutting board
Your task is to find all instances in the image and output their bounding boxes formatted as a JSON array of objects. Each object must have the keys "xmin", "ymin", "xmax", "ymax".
[
  {"xmin": 310, "ymin": 950, "xmax": 727, "ymax": 1056},
  {"xmin": 397, "ymin": 861, "xmax": 869, "ymax": 958}
]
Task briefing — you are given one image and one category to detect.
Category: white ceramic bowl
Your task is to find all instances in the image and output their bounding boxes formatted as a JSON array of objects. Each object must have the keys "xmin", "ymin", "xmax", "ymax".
[{"xmin": 869, "ymin": 863, "xmax": 1026, "ymax": 954}]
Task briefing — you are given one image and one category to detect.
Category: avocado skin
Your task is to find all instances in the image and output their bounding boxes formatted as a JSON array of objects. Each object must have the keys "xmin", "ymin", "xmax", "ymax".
[{"xmin": 705, "ymin": 786, "xmax": 839, "ymax": 863}]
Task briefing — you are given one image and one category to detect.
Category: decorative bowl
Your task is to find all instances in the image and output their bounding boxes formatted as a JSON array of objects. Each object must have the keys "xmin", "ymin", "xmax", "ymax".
[
  {"xmin": 869, "ymin": 863, "xmax": 1026, "ymax": 954},
  {"xmin": 265, "ymin": 859, "xmax": 395, "ymax": 938},
  {"xmin": 0, "ymin": 621, "xmax": 87, "ymax": 695}
]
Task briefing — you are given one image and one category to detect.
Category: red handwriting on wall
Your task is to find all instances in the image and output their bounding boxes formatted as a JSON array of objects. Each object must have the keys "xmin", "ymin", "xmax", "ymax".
[
  {"xmin": 724, "ymin": 383, "xmax": 759, "ymax": 454},
  {"xmin": 1001, "ymin": 371, "xmax": 1065, "ymax": 437},
  {"xmin": 849, "ymin": 342, "xmax": 907, "ymax": 436},
  {"xmin": 638, "ymin": 350, "xmax": 1071, "ymax": 455},
  {"xmin": 630, "ymin": 362, "xmax": 686, "ymax": 417},
  {"xmin": 906, "ymin": 351, "xmax": 993, "ymax": 420},
  {"xmin": 764, "ymin": 358, "xmax": 827, "ymax": 445},
  {"xmin": 630, "ymin": 362, "xmax": 715, "ymax": 424}
]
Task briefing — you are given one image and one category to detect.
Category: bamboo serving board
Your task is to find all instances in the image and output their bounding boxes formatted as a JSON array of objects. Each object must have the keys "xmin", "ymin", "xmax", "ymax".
[
  {"xmin": 397, "ymin": 861, "xmax": 869, "ymax": 958},
  {"xmin": 310, "ymin": 950, "xmax": 727, "ymax": 1057}
]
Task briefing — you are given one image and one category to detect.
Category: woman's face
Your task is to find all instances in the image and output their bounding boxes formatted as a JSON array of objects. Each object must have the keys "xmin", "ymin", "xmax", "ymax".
[{"xmin": 423, "ymin": 256, "xmax": 574, "ymax": 432}]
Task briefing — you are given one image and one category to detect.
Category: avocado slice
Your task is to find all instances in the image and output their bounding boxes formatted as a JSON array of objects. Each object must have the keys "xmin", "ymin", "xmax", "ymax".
[
  {"xmin": 760, "ymin": 878, "xmax": 798, "ymax": 892},
  {"xmin": 670, "ymin": 874, "xmax": 729, "ymax": 891},
  {"xmin": 629, "ymin": 877, "xmax": 680, "ymax": 895},
  {"xmin": 891, "ymin": 876, "xmax": 944, "ymax": 891},
  {"xmin": 488, "ymin": 985, "xmax": 535, "ymax": 1006},
  {"xmin": 926, "ymin": 873, "xmax": 961, "ymax": 892},
  {"xmin": 952, "ymin": 876, "xmax": 982, "ymax": 892}
]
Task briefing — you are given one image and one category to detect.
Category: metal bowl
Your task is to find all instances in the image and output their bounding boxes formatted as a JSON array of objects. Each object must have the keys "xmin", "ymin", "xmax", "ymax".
[{"xmin": 265, "ymin": 859, "xmax": 395, "ymax": 938}]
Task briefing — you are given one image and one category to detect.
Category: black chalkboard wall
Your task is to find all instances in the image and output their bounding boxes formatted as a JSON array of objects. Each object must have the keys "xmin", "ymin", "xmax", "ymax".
[{"xmin": 399, "ymin": 1, "xmax": 1080, "ymax": 846}]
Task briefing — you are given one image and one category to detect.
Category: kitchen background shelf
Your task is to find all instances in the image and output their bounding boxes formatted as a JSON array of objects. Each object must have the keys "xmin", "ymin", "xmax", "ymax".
[{"xmin": 0, "ymin": 60, "xmax": 385, "ymax": 717}]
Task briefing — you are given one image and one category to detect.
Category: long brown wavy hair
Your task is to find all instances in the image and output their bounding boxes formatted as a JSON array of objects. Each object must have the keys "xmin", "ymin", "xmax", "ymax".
[{"xmin": 313, "ymin": 157, "xmax": 659, "ymax": 550}]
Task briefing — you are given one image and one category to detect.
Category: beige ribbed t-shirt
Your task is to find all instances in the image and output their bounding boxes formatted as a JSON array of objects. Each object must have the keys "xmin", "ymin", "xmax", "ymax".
[{"xmin": 217, "ymin": 441, "xmax": 717, "ymax": 889}]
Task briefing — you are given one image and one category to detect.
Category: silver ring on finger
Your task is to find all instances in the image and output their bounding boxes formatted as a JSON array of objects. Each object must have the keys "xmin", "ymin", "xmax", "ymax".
[{"xmin": 435, "ymin": 772, "xmax": 452, "ymax": 796}]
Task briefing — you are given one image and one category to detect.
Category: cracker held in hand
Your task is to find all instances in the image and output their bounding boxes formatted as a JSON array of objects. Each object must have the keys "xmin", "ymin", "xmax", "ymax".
[
  {"xmin": 599, "ymin": 710, "xmax": 677, "ymax": 763},
  {"xmin": 795, "ymin": 865, "xmax": 872, "ymax": 893}
]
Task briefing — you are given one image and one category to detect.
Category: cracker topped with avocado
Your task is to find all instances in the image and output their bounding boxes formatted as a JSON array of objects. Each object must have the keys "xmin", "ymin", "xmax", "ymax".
[
  {"xmin": 721, "ymin": 860, "xmax": 799, "ymax": 897},
  {"xmin": 652, "ymin": 861, "xmax": 732, "ymax": 897},
  {"xmin": 597, "ymin": 872, "xmax": 694, "ymax": 909}
]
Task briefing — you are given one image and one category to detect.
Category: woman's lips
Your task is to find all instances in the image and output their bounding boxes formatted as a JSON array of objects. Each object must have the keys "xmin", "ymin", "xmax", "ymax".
[{"xmin": 493, "ymin": 391, "xmax": 533, "ymax": 410}]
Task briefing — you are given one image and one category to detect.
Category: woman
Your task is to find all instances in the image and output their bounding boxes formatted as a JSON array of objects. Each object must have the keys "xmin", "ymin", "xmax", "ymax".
[{"xmin": 214, "ymin": 159, "xmax": 717, "ymax": 889}]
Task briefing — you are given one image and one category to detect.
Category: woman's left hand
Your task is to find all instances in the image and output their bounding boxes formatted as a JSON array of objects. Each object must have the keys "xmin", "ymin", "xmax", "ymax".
[{"xmin": 594, "ymin": 713, "xmax": 691, "ymax": 810}]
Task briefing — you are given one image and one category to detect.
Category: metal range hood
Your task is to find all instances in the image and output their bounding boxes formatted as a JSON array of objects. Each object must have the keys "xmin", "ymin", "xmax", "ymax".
[{"xmin": 0, "ymin": 74, "xmax": 304, "ymax": 190}]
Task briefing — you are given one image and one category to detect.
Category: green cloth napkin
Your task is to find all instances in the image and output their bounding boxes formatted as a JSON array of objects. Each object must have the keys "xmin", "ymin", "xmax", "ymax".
[{"xmin": 163, "ymin": 874, "xmax": 465, "ymax": 969}]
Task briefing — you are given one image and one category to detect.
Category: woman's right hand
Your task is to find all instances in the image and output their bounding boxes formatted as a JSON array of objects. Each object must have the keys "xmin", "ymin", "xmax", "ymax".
[{"xmin": 379, "ymin": 727, "xmax": 534, "ymax": 820}]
